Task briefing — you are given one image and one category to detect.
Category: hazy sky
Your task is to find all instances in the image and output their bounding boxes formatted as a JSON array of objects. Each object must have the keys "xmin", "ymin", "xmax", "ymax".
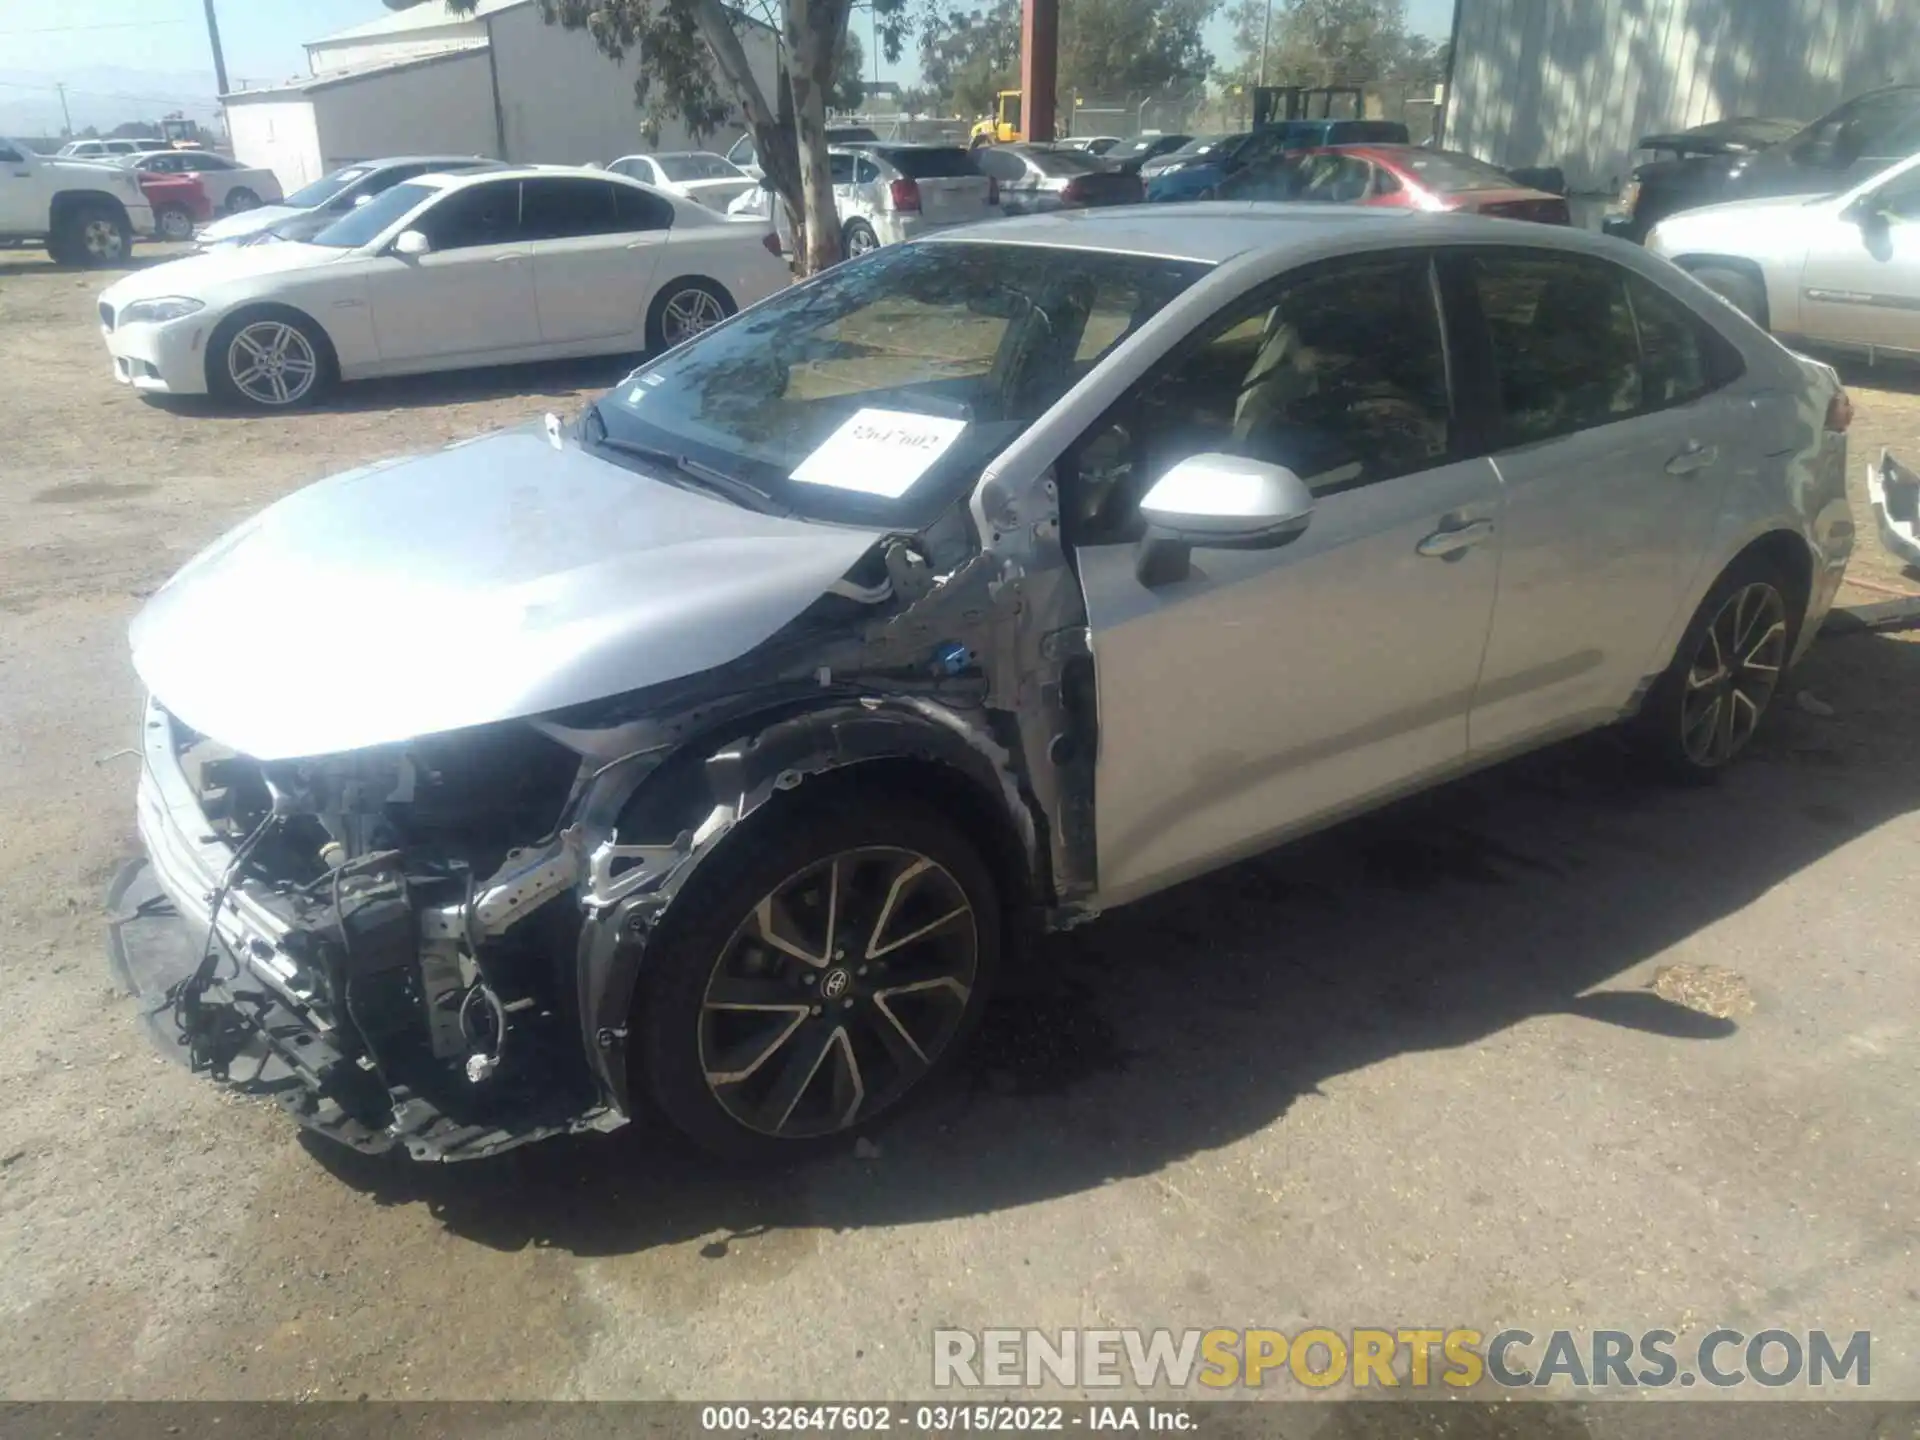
[{"xmin": 0, "ymin": 0, "xmax": 1459, "ymax": 113}]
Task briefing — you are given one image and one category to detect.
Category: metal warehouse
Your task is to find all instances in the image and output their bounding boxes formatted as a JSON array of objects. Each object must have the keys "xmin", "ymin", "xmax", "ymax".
[{"xmin": 1443, "ymin": 0, "xmax": 1919, "ymax": 192}]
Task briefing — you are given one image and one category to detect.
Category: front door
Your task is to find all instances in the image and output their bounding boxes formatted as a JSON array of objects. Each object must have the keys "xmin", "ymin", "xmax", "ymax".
[
  {"xmin": 1074, "ymin": 251, "xmax": 1503, "ymax": 905},
  {"xmin": 0, "ymin": 142, "xmax": 41, "ymax": 233},
  {"xmin": 1459, "ymin": 249, "xmax": 1746, "ymax": 754},
  {"xmin": 521, "ymin": 175, "xmax": 667, "ymax": 347},
  {"xmin": 1800, "ymin": 163, "xmax": 1920, "ymax": 355},
  {"xmin": 365, "ymin": 178, "xmax": 540, "ymax": 366}
]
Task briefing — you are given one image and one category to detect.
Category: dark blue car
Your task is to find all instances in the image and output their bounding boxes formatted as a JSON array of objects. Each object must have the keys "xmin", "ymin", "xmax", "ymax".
[{"xmin": 1145, "ymin": 119, "xmax": 1411, "ymax": 202}]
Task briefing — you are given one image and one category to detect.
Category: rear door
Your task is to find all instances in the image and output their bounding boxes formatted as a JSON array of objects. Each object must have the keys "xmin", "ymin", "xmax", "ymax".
[
  {"xmin": 524, "ymin": 175, "xmax": 668, "ymax": 346},
  {"xmin": 1457, "ymin": 247, "xmax": 1750, "ymax": 753},
  {"xmin": 365, "ymin": 178, "xmax": 540, "ymax": 365},
  {"xmin": 1799, "ymin": 161, "xmax": 1920, "ymax": 354}
]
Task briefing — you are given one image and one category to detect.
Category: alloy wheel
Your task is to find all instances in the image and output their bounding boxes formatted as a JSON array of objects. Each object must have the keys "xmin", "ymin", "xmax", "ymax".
[
  {"xmin": 1680, "ymin": 581, "xmax": 1787, "ymax": 768},
  {"xmin": 83, "ymin": 218, "xmax": 126, "ymax": 262},
  {"xmin": 661, "ymin": 287, "xmax": 726, "ymax": 344},
  {"xmin": 698, "ymin": 846, "xmax": 978, "ymax": 1139},
  {"xmin": 227, "ymin": 320, "xmax": 318, "ymax": 407},
  {"xmin": 157, "ymin": 207, "xmax": 193, "ymax": 242},
  {"xmin": 846, "ymin": 226, "xmax": 878, "ymax": 257}
]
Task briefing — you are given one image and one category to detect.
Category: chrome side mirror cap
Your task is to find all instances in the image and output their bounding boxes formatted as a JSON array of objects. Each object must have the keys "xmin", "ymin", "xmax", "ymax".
[{"xmin": 393, "ymin": 229, "xmax": 433, "ymax": 257}]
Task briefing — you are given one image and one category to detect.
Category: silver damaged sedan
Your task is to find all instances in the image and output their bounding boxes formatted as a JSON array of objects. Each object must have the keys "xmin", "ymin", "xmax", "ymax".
[{"xmin": 110, "ymin": 205, "xmax": 1855, "ymax": 1163}]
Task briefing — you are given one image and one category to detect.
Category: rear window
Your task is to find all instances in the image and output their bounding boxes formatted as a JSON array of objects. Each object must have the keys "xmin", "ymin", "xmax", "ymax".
[
  {"xmin": 1399, "ymin": 149, "xmax": 1518, "ymax": 192},
  {"xmin": 1027, "ymin": 149, "xmax": 1107, "ymax": 176},
  {"xmin": 828, "ymin": 127, "xmax": 880, "ymax": 144},
  {"xmin": 877, "ymin": 147, "xmax": 980, "ymax": 179},
  {"xmin": 1331, "ymin": 121, "xmax": 1410, "ymax": 143}
]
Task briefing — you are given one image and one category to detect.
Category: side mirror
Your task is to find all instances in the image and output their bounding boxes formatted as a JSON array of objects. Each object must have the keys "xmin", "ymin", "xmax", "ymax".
[
  {"xmin": 393, "ymin": 229, "xmax": 432, "ymax": 257},
  {"xmin": 1134, "ymin": 453, "xmax": 1315, "ymax": 587},
  {"xmin": 1842, "ymin": 193, "xmax": 1890, "ymax": 230}
]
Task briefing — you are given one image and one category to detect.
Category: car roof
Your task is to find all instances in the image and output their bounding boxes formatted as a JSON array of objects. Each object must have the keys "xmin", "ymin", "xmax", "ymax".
[
  {"xmin": 924, "ymin": 202, "xmax": 1615, "ymax": 264},
  {"xmin": 413, "ymin": 163, "xmax": 637, "ymax": 188}
]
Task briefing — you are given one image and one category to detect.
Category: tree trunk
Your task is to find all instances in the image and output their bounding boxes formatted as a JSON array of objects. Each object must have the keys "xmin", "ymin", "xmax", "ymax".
[
  {"xmin": 784, "ymin": 0, "xmax": 854, "ymax": 274},
  {"xmin": 687, "ymin": 0, "xmax": 807, "ymax": 265}
]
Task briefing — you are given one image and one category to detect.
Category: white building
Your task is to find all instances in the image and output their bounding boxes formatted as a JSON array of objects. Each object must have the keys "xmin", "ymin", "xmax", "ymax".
[
  {"xmin": 1442, "ymin": 0, "xmax": 1919, "ymax": 193},
  {"xmin": 223, "ymin": 0, "xmax": 780, "ymax": 194}
]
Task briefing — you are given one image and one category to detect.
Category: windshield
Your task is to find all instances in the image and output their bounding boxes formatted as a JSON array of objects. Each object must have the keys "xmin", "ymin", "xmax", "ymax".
[
  {"xmin": 655, "ymin": 153, "xmax": 734, "ymax": 181},
  {"xmin": 1170, "ymin": 134, "xmax": 1237, "ymax": 160},
  {"xmin": 588, "ymin": 241, "xmax": 1210, "ymax": 528},
  {"xmin": 308, "ymin": 181, "xmax": 435, "ymax": 247},
  {"xmin": 285, "ymin": 164, "xmax": 375, "ymax": 209},
  {"xmin": 1111, "ymin": 135, "xmax": 1182, "ymax": 160},
  {"xmin": 1398, "ymin": 149, "xmax": 1520, "ymax": 192}
]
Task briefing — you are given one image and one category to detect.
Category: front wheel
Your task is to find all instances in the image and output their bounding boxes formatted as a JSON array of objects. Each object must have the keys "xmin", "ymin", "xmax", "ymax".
[
  {"xmin": 1632, "ymin": 554, "xmax": 1796, "ymax": 781},
  {"xmin": 634, "ymin": 792, "xmax": 1001, "ymax": 1162},
  {"xmin": 52, "ymin": 202, "xmax": 131, "ymax": 268},
  {"xmin": 206, "ymin": 309, "xmax": 333, "ymax": 409}
]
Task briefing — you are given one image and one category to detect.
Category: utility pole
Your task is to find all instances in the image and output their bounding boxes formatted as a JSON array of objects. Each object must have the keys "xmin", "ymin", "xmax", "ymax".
[
  {"xmin": 1257, "ymin": 0, "xmax": 1273, "ymax": 89},
  {"xmin": 55, "ymin": 81, "xmax": 72, "ymax": 137},
  {"xmin": 200, "ymin": 0, "xmax": 231, "ymax": 97}
]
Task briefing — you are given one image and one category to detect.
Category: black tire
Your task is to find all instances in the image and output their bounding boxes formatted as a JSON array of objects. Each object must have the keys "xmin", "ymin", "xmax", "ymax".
[
  {"xmin": 205, "ymin": 306, "xmax": 335, "ymax": 410},
  {"xmin": 1691, "ymin": 265, "xmax": 1768, "ymax": 329},
  {"xmin": 645, "ymin": 277, "xmax": 735, "ymax": 353},
  {"xmin": 633, "ymin": 788, "xmax": 1002, "ymax": 1163},
  {"xmin": 1631, "ymin": 552, "xmax": 1799, "ymax": 782},
  {"xmin": 155, "ymin": 204, "xmax": 195, "ymax": 243},
  {"xmin": 51, "ymin": 201, "xmax": 131, "ymax": 268},
  {"xmin": 842, "ymin": 219, "xmax": 880, "ymax": 258},
  {"xmin": 225, "ymin": 187, "xmax": 261, "ymax": 213}
]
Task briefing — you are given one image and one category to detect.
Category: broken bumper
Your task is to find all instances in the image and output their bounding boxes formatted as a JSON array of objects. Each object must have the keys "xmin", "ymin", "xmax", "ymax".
[
  {"xmin": 107, "ymin": 697, "xmax": 620, "ymax": 1161},
  {"xmin": 1868, "ymin": 450, "xmax": 1920, "ymax": 570}
]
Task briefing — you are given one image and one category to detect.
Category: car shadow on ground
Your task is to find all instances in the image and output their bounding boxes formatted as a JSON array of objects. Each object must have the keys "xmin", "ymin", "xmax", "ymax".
[
  {"xmin": 1832, "ymin": 355, "xmax": 1920, "ymax": 396},
  {"xmin": 0, "ymin": 253, "xmax": 175, "ymax": 280},
  {"xmin": 147, "ymin": 353, "xmax": 638, "ymax": 419},
  {"xmin": 302, "ymin": 627, "xmax": 1920, "ymax": 1257}
]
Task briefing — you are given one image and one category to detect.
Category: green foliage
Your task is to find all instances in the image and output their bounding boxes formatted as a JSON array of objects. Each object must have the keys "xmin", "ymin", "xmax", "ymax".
[
  {"xmin": 1217, "ymin": 0, "xmax": 1447, "ymax": 92},
  {"xmin": 831, "ymin": 28, "xmax": 868, "ymax": 112}
]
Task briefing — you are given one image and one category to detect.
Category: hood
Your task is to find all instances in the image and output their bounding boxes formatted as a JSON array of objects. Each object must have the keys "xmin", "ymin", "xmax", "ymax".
[
  {"xmin": 197, "ymin": 202, "xmax": 304, "ymax": 244},
  {"xmin": 101, "ymin": 242, "xmax": 343, "ymax": 306},
  {"xmin": 1647, "ymin": 192, "xmax": 1837, "ymax": 253},
  {"xmin": 130, "ymin": 427, "xmax": 884, "ymax": 760}
]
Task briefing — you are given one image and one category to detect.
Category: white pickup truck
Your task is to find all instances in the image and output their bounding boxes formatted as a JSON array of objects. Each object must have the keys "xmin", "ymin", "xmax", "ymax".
[{"xmin": 0, "ymin": 138, "xmax": 156, "ymax": 266}]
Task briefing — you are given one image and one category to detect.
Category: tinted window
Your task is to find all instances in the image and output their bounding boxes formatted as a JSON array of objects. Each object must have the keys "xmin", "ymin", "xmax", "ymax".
[
  {"xmin": 415, "ymin": 179, "xmax": 522, "ymax": 249},
  {"xmin": 1879, "ymin": 165, "xmax": 1920, "ymax": 220},
  {"xmin": 1070, "ymin": 254, "xmax": 1452, "ymax": 539},
  {"xmin": 195, "ymin": 154, "xmax": 236, "ymax": 170},
  {"xmin": 1026, "ymin": 148, "xmax": 1105, "ymax": 176},
  {"xmin": 285, "ymin": 164, "xmax": 374, "ymax": 208},
  {"xmin": 521, "ymin": 177, "xmax": 622, "ymax": 239},
  {"xmin": 1293, "ymin": 152, "xmax": 1374, "ymax": 201},
  {"xmin": 1471, "ymin": 253, "xmax": 1731, "ymax": 446},
  {"xmin": 880, "ymin": 147, "xmax": 978, "ymax": 179},
  {"xmin": 828, "ymin": 152, "xmax": 857, "ymax": 185},
  {"xmin": 609, "ymin": 157, "xmax": 652, "ymax": 182},
  {"xmin": 854, "ymin": 155, "xmax": 879, "ymax": 184},
  {"xmin": 591, "ymin": 242, "xmax": 1210, "ymax": 529},
  {"xmin": 614, "ymin": 182, "xmax": 674, "ymax": 230},
  {"xmin": 828, "ymin": 126, "xmax": 879, "ymax": 144},
  {"xmin": 142, "ymin": 152, "xmax": 189, "ymax": 174},
  {"xmin": 1331, "ymin": 120, "xmax": 1411, "ymax": 144},
  {"xmin": 729, "ymin": 135, "xmax": 757, "ymax": 167},
  {"xmin": 308, "ymin": 181, "xmax": 437, "ymax": 248},
  {"xmin": 974, "ymin": 148, "xmax": 1026, "ymax": 182}
]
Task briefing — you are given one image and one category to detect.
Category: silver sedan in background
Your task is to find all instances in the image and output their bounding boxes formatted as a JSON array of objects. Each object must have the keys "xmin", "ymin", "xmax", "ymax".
[{"xmin": 112, "ymin": 207, "xmax": 1852, "ymax": 1167}]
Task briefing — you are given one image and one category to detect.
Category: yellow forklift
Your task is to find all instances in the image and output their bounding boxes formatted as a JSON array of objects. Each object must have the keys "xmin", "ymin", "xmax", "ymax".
[{"xmin": 969, "ymin": 91, "xmax": 1025, "ymax": 147}]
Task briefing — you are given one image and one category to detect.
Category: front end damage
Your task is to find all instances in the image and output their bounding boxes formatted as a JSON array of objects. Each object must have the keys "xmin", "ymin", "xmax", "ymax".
[
  {"xmin": 1868, "ymin": 449, "xmax": 1920, "ymax": 571},
  {"xmin": 110, "ymin": 468, "xmax": 1097, "ymax": 1161}
]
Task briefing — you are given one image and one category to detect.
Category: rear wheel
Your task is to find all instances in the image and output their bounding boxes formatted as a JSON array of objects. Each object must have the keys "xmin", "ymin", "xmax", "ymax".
[
  {"xmin": 1691, "ymin": 265, "xmax": 1768, "ymax": 329},
  {"xmin": 634, "ymin": 792, "xmax": 1000, "ymax": 1162},
  {"xmin": 225, "ymin": 187, "xmax": 261, "ymax": 213},
  {"xmin": 842, "ymin": 219, "xmax": 880, "ymax": 257},
  {"xmin": 645, "ymin": 278, "xmax": 734, "ymax": 352},
  {"xmin": 1632, "ymin": 553, "xmax": 1797, "ymax": 781},
  {"xmin": 51, "ymin": 202, "xmax": 131, "ymax": 268}
]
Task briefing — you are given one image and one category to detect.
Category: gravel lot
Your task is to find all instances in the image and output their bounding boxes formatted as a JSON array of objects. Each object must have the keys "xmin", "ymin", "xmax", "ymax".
[{"xmin": 2, "ymin": 249, "xmax": 1918, "ymax": 1405}]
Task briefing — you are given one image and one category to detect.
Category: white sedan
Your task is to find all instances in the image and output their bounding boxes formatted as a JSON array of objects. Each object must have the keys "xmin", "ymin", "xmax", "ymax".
[
  {"xmin": 1648, "ymin": 150, "xmax": 1920, "ymax": 359},
  {"xmin": 607, "ymin": 151, "xmax": 757, "ymax": 212},
  {"xmin": 97, "ymin": 166, "xmax": 788, "ymax": 409},
  {"xmin": 126, "ymin": 149, "xmax": 284, "ymax": 214}
]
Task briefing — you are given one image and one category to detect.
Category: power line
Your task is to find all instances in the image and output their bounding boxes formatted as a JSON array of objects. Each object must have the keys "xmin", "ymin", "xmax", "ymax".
[
  {"xmin": 0, "ymin": 78, "xmax": 221, "ymax": 110},
  {"xmin": 0, "ymin": 18, "xmax": 193, "ymax": 36}
]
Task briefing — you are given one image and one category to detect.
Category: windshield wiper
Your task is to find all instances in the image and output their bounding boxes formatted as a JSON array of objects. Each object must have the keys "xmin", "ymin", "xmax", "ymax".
[{"xmin": 578, "ymin": 401, "xmax": 789, "ymax": 517}]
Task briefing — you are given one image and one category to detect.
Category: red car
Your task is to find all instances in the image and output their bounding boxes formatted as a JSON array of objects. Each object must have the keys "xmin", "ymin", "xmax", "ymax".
[
  {"xmin": 134, "ymin": 171, "xmax": 214, "ymax": 243},
  {"xmin": 1214, "ymin": 144, "xmax": 1571, "ymax": 224}
]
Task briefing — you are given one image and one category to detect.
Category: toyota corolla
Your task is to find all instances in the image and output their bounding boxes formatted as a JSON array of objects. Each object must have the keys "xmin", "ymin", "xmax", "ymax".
[{"xmin": 109, "ymin": 206, "xmax": 1854, "ymax": 1163}]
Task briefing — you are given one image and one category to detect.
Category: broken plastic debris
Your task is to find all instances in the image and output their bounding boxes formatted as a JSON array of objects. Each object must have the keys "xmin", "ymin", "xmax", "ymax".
[{"xmin": 1795, "ymin": 690, "xmax": 1835, "ymax": 718}]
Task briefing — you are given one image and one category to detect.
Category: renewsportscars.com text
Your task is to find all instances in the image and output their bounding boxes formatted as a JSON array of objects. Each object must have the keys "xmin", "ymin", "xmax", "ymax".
[{"xmin": 932, "ymin": 1327, "xmax": 1872, "ymax": 1390}]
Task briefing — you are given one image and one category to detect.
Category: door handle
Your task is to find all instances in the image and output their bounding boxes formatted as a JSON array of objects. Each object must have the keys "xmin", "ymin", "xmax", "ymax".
[
  {"xmin": 1417, "ymin": 518, "xmax": 1495, "ymax": 559},
  {"xmin": 492, "ymin": 252, "xmax": 523, "ymax": 263},
  {"xmin": 1665, "ymin": 443, "xmax": 1719, "ymax": 475}
]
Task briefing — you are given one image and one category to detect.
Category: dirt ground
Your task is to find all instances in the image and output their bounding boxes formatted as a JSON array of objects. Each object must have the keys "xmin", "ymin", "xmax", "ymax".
[{"xmin": 3, "ymin": 248, "xmax": 1920, "ymax": 1405}]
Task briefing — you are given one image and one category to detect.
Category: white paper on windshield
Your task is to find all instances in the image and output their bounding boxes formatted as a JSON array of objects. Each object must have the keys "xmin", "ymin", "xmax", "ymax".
[{"xmin": 790, "ymin": 409, "xmax": 968, "ymax": 499}]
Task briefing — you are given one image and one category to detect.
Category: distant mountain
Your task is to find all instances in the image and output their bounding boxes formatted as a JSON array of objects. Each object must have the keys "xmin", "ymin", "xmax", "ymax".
[{"xmin": 0, "ymin": 65, "xmax": 225, "ymax": 141}]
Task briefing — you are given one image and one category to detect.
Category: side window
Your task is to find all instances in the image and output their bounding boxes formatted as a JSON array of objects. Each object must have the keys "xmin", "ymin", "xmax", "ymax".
[
  {"xmin": 613, "ymin": 182, "xmax": 674, "ymax": 231},
  {"xmin": 416, "ymin": 180, "xmax": 522, "ymax": 250},
  {"xmin": 519, "ymin": 177, "xmax": 620, "ymax": 239},
  {"xmin": 855, "ymin": 156, "xmax": 879, "ymax": 184},
  {"xmin": 1372, "ymin": 165, "xmax": 1402, "ymax": 196},
  {"xmin": 728, "ymin": 136, "xmax": 757, "ymax": 168},
  {"xmin": 828, "ymin": 152, "xmax": 856, "ymax": 185},
  {"xmin": 1470, "ymin": 253, "xmax": 1642, "ymax": 446},
  {"xmin": 1068, "ymin": 254, "xmax": 1452, "ymax": 542},
  {"xmin": 1627, "ymin": 275, "xmax": 1721, "ymax": 407},
  {"xmin": 1878, "ymin": 166, "xmax": 1920, "ymax": 221}
]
